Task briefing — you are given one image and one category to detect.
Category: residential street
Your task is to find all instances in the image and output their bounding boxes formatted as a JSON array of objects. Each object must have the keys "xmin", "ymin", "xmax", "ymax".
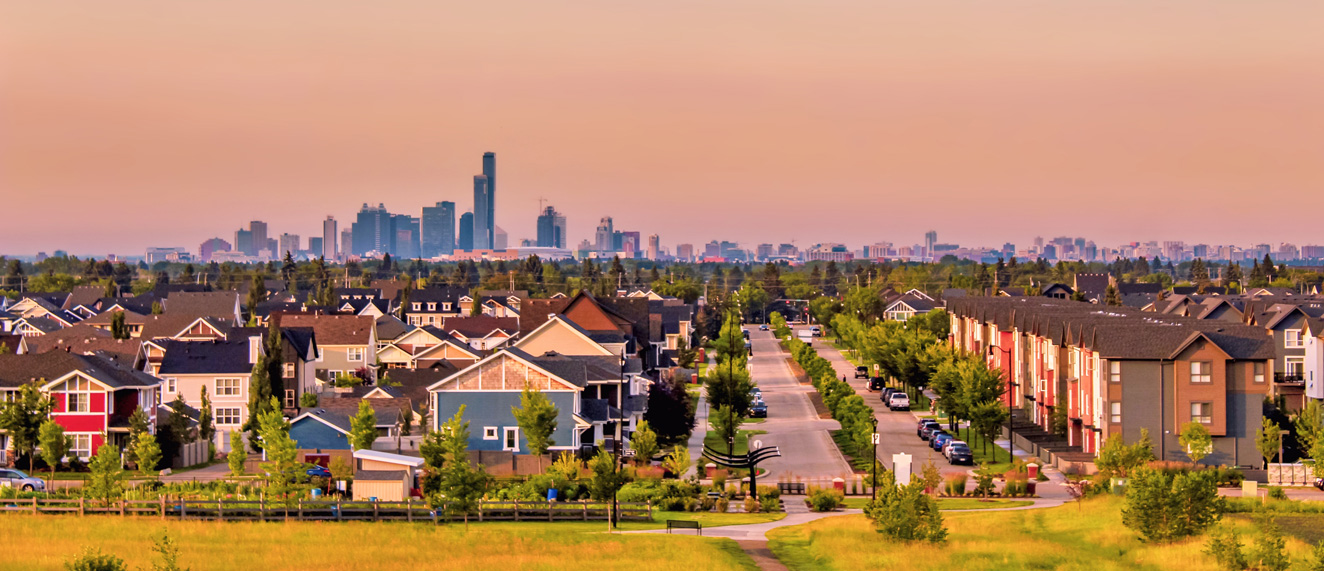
[{"xmin": 746, "ymin": 329, "xmax": 852, "ymax": 480}]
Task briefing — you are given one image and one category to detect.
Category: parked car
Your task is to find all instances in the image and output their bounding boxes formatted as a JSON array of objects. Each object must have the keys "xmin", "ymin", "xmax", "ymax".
[
  {"xmin": 306, "ymin": 465, "xmax": 332, "ymax": 479},
  {"xmin": 888, "ymin": 392, "xmax": 911, "ymax": 411},
  {"xmin": 882, "ymin": 387, "xmax": 897, "ymax": 401},
  {"xmin": 745, "ymin": 341, "xmax": 753, "ymax": 355},
  {"xmin": 917, "ymin": 419, "xmax": 940, "ymax": 438},
  {"xmin": 868, "ymin": 377, "xmax": 886, "ymax": 392},
  {"xmin": 750, "ymin": 386, "xmax": 762, "ymax": 399},
  {"xmin": 946, "ymin": 441, "xmax": 974, "ymax": 465},
  {"xmin": 1314, "ymin": 477, "xmax": 1324, "ymax": 491},
  {"xmin": 810, "ymin": 326, "xmax": 822, "ymax": 337},
  {"xmin": 742, "ymin": 329, "xmax": 750, "ymax": 339},
  {"xmin": 931, "ymin": 432, "xmax": 953, "ymax": 452},
  {"xmin": 0, "ymin": 469, "xmax": 46, "ymax": 491},
  {"xmin": 751, "ymin": 401, "xmax": 768, "ymax": 418},
  {"xmin": 854, "ymin": 366, "xmax": 869, "ymax": 379},
  {"xmin": 758, "ymin": 324, "xmax": 769, "ymax": 331}
]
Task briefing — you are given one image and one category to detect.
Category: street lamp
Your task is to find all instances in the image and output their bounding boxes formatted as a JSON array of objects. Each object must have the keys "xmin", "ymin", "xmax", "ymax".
[
  {"xmin": 871, "ymin": 416, "xmax": 878, "ymax": 501},
  {"xmin": 989, "ymin": 345, "xmax": 1015, "ymax": 462}
]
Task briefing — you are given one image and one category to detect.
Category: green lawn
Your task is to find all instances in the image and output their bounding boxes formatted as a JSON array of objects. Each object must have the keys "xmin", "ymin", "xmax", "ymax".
[
  {"xmin": 766, "ymin": 497, "xmax": 1318, "ymax": 571},
  {"xmin": 839, "ymin": 497, "xmax": 1034, "ymax": 510},
  {"xmin": 950, "ymin": 425, "xmax": 1014, "ymax": 472},
  {"xmin": 642, "ymin": 510, "xmax": 786, "ymax": 529},
  {"xmin": 0, "ymin": 515, "xmax": 760, "ymax": 571},
  {"xmin": 704, "ymin": 429, "xmax": 768, "ymax": 457}
]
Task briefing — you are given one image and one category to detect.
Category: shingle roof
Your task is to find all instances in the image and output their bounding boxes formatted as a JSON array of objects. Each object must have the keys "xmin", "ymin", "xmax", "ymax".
[
  {"xmin": 158, "ymin": 339, "xmax": 254, "ymax": 375},
  {"xmin": 23, "ymin": 324, "xmax": 142, "ymax": 359},
  {"xmin": 375, "ymin": 315, "xmax": 412, "ymax": 341},
  {"xmin": 165, "ymin": 291, "xmax": 239, "ymax": 319},
  {"xmin": 276, "ymin": 314, "xmax": 373, "ymax": 345},
  {"xmin": 442, "ymin": 316, "xmax": 518, "ymax": 339},
  {"xmin": 0, "ymin": 351, "xmax": 158, "ymax": 389}
]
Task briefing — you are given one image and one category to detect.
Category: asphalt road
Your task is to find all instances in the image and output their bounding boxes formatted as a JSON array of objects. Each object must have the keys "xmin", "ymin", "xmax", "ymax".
[
  {"xmin": 801, "ymin": 328, "xmax": 971, "ymax": 477},
  {"xmin": 742, "ymin": 328, "xmax": 852, "ymax": 480}
]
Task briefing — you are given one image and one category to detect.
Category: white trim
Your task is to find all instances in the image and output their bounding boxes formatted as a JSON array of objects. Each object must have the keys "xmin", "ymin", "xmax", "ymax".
[
  {"xmin": 503, "ymin": 427, "xmax": 520, "ymax": 452},
  {"xmin": 483, "ymin": 426, "xmax": 498, "ymax": 440}
]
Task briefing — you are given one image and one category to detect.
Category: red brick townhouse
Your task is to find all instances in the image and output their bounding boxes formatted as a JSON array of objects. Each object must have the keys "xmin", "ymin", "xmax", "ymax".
[{"xmin": 947, "ymin": 297, "xmax": 1274, "ymax": 468}]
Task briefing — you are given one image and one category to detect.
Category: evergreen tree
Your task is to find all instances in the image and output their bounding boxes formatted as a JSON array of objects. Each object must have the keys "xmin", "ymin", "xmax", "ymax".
[
  {"xmin": 135, "ymin": 433, "xmax": 162, "ymax": 476},
  {"xmin": 1104, "ymin": 283, "xmax": 1122, "ymax": 306},
  {"xmin": 824, "ymin": 261, "xmax": 841, "ymax": 296},
  {"xmin": 228, "ymin": 431, "xmax": 246, "ymax": 476},
  {"xmin": 110, "ymin": 311, "xmax": 130, "ymax": 340},
  {"xmin": 255, "ymin": 397, "xmax": 299, "ymax": 511},
  {"xmin": 429, "ymin": 406, "xmax": 489, "ymax": 529},
  {"xmin": 124, "ymin": 408, "xmax": 151, "ymax": 466},
  {"xmin": 349, "ymin": 400, "xmax": 378, "ymax": 451},
  {"xmin": 197, "ymin": 385, "xmax": 215, "ymax": 448},
  {"xmin": 244, "ymin": 356, "xmax": 274, "ymax": 451},
  {"xmin": 629, "ymin": 420, "xmax": 659, "ymax": 466},
  {"xmin": 263, "ymin": 321, "xmax": 285, "ymax": 408}
]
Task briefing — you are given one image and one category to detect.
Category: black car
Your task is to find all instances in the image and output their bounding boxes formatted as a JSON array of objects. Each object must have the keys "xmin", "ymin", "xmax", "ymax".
[
  {"xmin": 751, "ymin": 402, "xmax": 768, "ymax": 418},
  {"xmin": 869, "ymin": 377, "xmax": 886, "ymax": 391},
  {"xmin": 854, "ymin": 366, "xmax": 869, "ymax": 379},
  {"xmin": 882, "ymin": 387, "xmax": 897, "ymax": 401},
  {"xmin": 946, "ymin": 442, "xmax": 974, "ymax": 465},
  {"xmin": 916, "ymin": 419, "xmax": 940, "ymax": 439}
]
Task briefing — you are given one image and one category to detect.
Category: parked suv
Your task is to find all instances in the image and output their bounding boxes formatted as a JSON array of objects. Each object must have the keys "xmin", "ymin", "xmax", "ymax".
[
  {"xmin": 0, "ymin": 469, "xmax": 45, "ymax": 491},
  {"xmin": 854, "ymin": 366, "xmax": 869, "ymax": 379},
  {"xmin": 916, "ymin": 419, "xmax": 940, "ymax": 439},
  {"xmin": 888, "ymin": 392, "xmax": 911, "ymax": 411},
  {"xmin": 868, "ymin": 377, "xmax": 886, "ymax": 392}
]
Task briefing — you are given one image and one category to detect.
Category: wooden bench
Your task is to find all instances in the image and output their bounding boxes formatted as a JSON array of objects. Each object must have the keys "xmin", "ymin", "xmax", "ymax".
[
  {"xmin": 667, "ymin": 519, "xmax": 702, "ymax": 535},
  {"xmin": 778, "ymin": 482, "xmax": 807, "ymax": 495}
]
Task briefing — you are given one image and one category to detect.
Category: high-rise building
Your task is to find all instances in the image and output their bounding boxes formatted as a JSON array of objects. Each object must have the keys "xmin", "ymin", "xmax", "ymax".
[
  {"xmin": 421, "ymin": 201, "xmax": 456, "ymax": 258},
  {"xmin": 647, "ymin": 235, "xmax": 661, "ymax": 260},
  {"xmin": 340, "ymin": 229, "xmax": 353, "ymax": 258},
  {"xmin": 351, "ymin": 203, "xmax": 391, "ymax": 256},
  {"xmin": 676, "ymin": 244, "xmax": 694, "ymax": 262},
  {"xmin": 278, "ymin": 234, "xmax": 300, "ymax": 257},
  {"xmin": 537, "ymin": 206, "xmax": 566, "ymax": 248},
  {"xmin": 458, "ymin": 212, "xmax": 474, "ymax": 251},
  {"xmin": 250, "ymin": 221, "xmax": 268, "ymax": 257},
  {"xmin": 494, "ymin": 226, "xmax": 508, "ymax": 251},
  {"xmin": 308, "ymin": 237, "xmax": 323, "ymax": 257},
  {"xmin": 482, "ymin": 152, "xmax": 496, "ymax": 250},
  {"xmin": 621, "ymin": 231, "xmax": 641, "ymax": 257},
  {"xmin": 390, "ymin": 214, "xmax": 420, "ymax": 259},
  {"xmin": 756, "ymin": 244, "xmax": 774, "ymax": 260},
  {"xmin": 472, "ymin": 175, "xmax": 491, "ymax": 250},
  {"xmin": 199, "ymin": 238, "xmax": 231, "ymax": 262},
  {"xmin": 924, "ymin": 230, "xmax": 937, "ymax": 260},
  {"xmin": 595, "ymin": 217, "xmax": 614, "ymax": 252},
  {"xmin": 322, "ymin": 216, "xmax": 338, "ymax": 261},
  {"xmin": 234, "ymin": 229, "xmax": 253, "ymax": 256}
]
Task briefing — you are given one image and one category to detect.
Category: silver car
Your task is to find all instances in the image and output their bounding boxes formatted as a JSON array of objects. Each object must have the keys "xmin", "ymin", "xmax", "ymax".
[{"xmin": 0, "ymin": 468, "xmax": 45, "ymax": 491}]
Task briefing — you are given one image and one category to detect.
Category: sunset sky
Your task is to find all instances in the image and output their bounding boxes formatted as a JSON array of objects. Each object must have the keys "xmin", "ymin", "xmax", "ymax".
[{"xmin": 3, "ymin": 1, "xmax": 1323, "ymax": 257}]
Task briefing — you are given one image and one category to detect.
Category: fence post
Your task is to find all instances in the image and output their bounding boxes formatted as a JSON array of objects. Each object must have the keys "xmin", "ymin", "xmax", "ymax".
[
  {"xmin": 548, "ymin": 500, "xmax": 553, "ymax": 522},
  {"xmin": 32, "ymin": 497, "xmax": 38, "ymax": 515},
  {"xmin": 259, "ymin": 497, "xmax": 266, "ymax": 522},
  {"xmin": 79, "ymin": 497, "xmax": 85, "ymax": 517},
  {"xmin": 514, "ymin": 500, "xmax": 520, "ymax": 522},
  {"xmin": 180, "ymin": 499, "xmax": 186, "ymax": 520},
  {"xmin": 335, "ymin": 499, "xmax": 342, "ymax": 523},
  {"xmin": 119, "ymin": 499, "xmax": 125, "ymax": 517},
  {"xmin": 477, "ymin": 500, "xmax": 484, "ymax": 523},
  {"xmin": 647, "ymin": 500, "xmax": 652, "ymax": 521},
  {"xmin": 582, "ymin": 500, "xmax": 588, "ymax": 521},
  {"xmin": 373, "ymin": 499, "xmax": 379, "ymax": 522},
  {"xmin": 407, "ymin": 498, "xmax": 413, "ymax": 523},
  {"xmin": 160, "ymin": 496, "xmax": 165, "ymax": 520},
  {"xmin": 216, "ymin": 500, "xmax": 223, "ymax": 521},
  {"xmin": 298, "ymin": 499, "xmax": 304, "ymax": 520}
]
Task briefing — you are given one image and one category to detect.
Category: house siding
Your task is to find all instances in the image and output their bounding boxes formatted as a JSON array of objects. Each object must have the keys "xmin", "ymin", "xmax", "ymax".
[{"xmin": 433, "ymin": 391, "xmax": 579, "ymax": 452}]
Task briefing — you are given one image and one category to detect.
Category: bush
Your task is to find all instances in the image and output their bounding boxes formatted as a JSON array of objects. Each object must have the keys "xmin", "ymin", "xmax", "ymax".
[
  {"xmin": 763, "ymin": 497, "xmax": 782, "ymax": 512},
  {"xmin": 1003, "ymin": 473, "xmax": 1029, "ymax": 497},
  {"xmin": 864, "ymin": 470, "xmax": 947, "ymax": 544},
  {"xmin": 757, "ymin": 484, "xmax": 781, "ymax": 500},
  {"xmin": 1204, "ymin": 528, "xmax": 1247, "ymax": 571},
  {"xmin": 1267, "ymin": 487, "xmax": 1288, "ymax": 501},
  {"xmin": 715, "ymin": 497, "xmax": 730, "ymax": 513},
  {"xmin": 807, "ymin": 486, "xmax": 844, "ymax": 512},
  {"xmin": 699, "ymin": 496, "xmax": 717, "ymax": 512},
  {"xmin": 617, "ymin": 480, "xmax": 663, "ymax": 504},
  {"xmin": 65, "ymin": 548, "xmax": 127, "ymax": 571},
  {"xmin": 1121, "ymin": 466, "xmax": 1224, "ymax": 543},
  {"xmin": 943, "ymin": 473, "xmax": 967, "ymax": 497},
  {"xmin": 743, "ymin": 496, "xmax": 762, "ymax": 513},
  {"xmin": 657, "ymin": 497, "xmax": 695, "ymax": 512}
]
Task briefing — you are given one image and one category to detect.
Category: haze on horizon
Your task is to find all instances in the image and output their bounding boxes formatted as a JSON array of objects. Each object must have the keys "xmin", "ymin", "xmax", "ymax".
[{"xmin": 3, "ymin": 1, "xmax": 1323, "ymax": 257}]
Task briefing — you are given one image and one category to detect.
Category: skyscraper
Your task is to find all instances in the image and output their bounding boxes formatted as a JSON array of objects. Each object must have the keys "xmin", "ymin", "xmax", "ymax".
[
  {"xmin": 278, "ymin": 234, "xmax": 300, "ymax": 257},
  {"xmin": 647, "ymin": 235, "xmax": 661, "ymax": 260},
  {"xmin": 308, "ymin": 237, "xmax": 323, "ymax": 257},
  {"xmin": 250, "ymin": 221, "xmax": 269, "ymax": 257},
  {"xmin": 595, "ymin": 217, "xmax": 614, "ymax": 253},
  {"xmin": 234, "ymin": 228, "xmax": 254, "ymax": 256},
  {"xmin": 351, "ymin": 203, "xmax": 390, "ymax": 256},
  {"xmin": 924, "ymin": 230, "xmax": 937, "ymax": 260},
  {"xmin": 482, "ymin": 152, "xmax": 496, "ymax": 250},
  {"xmin": 421, "ymin": 201, "xmax": 456, "ymax": 258},
  {"xmin": 537, "ymin": 206, "xmax": 566, "ymax": 248},
  {"xmin": 340, "ymin": 229, "xmax": 353, "ymax": 259},
  {"xmin": 458, "ymin": 212, "xmax": 474, "ymax": 252},
  {"xmin": 472, "ymin": 175, "xmax": 490, "ymax": 250},
  {"xmin": 322, "ymin": 216, "xmax": 338, "ymax": 261},
  {"xmin": 390, "ymin": 214, "xmax": 420, "ymax": 259}
]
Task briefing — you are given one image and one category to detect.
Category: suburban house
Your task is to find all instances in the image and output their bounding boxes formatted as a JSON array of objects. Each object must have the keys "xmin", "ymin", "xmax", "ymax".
[
  {"xmin": 375, "ymin": 326, "xmax": 483, "ymax": 370},
  {"xmin": 440, "ymin": 316, "xmax": 519, "ymax": 351},
  {"xmin": 229, "ymin": 326, "xmax": 320, "ymax": 412},
  {"xmin": 0, "ymin": 351, "xmax": 159, "ymax": 460},
  {"xmin": 277, "ymin": 314, "xmax": 377, "ymax": 384},
  {"xmin": 164, "ymin": 291, "xmax": 243, "ymax": 324},
  {"xmin": 883, "ymin": 295, "xmax": 942, "ymax": 322},
  {"xmin": 402, "ymin": 286, "xmax": 468, "ymax": 327},
  {"xmin": 157, "ymin": 337, "xmax": 263, "ymax": 451},
  {"xmin": 289, "ymin": 398, "xmax": 410, "ymax": 468},
  {"xmin": 948, "ymin": 297, "xmax": 1275, "ymax": 470},
  {"xmin": 1303, "ymin": 319, "xmax": 1324, "ymax": 403}
]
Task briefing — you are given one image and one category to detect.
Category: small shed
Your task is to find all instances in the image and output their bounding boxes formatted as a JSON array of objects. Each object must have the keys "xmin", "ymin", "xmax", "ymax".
[{"xmin": 351, "ymin": 449, "xmax": 425, "ymax": 501}]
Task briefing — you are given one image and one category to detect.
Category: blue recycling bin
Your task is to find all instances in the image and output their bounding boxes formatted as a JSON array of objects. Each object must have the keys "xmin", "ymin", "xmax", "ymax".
[{"xmin": 547, "ymin": 489, "xmax": 558, "ymax": 501}]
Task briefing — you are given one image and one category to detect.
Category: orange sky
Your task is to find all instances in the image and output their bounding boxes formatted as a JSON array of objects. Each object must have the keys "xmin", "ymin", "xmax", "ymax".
[{"xmin": 3, "ymin": 1, "xmax": 1323, "ymax": 256}]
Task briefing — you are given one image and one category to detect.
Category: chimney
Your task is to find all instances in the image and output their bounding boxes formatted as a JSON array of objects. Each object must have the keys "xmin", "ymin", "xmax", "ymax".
[{"xmin": 248, "ymin": 336, "xmax": 263, "ymax": 364}]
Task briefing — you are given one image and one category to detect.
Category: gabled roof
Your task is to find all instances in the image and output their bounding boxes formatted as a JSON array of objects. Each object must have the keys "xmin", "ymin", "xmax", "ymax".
[
  {"xmin": 165, "ymin": 291, "xmax": 240, "ymax": 319},
  {"xmin": 22, "ymin": 324, "xmax": 141, "ymax": 359},
  {"xmin": 886, "ymin": 295, "xmax": 940, "ymax": 313},
  {"xmin": 0, "ymin": 351, "xmax": 156, "ymax": 390},
  {"xmin": 139, "ymin": 313, "xmax": 233, "ymax": 341},
  {"xmin": 293, "ymin": 397, "xmax": 406, "ymax": 433},
  {"xmin": 158, "ymin": 339, "xmax": 255, "ymax": 375},
  {"xmin": 513, "ymin": 314, "xmax": 615, "ymax": 356},
  {"xmin": 13, "ymin": 315, "xmax": 66, "ymax": 334},
  {"xmin": 275, "ymin": 314, "xmax": 374, "ymax": 345},
  {"xmin": 374, "ymin": 315, "xmax": 412, "ymax": 341},
  {"xmin": 441, "ymin": 315, "xmax": 519, "ymax": 339}
]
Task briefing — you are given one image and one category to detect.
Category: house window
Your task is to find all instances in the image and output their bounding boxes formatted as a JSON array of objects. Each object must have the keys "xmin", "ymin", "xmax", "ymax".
[
  {"xmin": 326, "ymin": 370, "xmax": 341, "ymax": 381},
  {"xmin": 347, "ymin": 348, "xmax": 364, "ymax": 362},
  {"xmin": 1286, "ymin": 357, "xmax": 1304, "ymax": 375},
  {"xmin": 69, "ymin": 434, "xmax": 93, "ymax": 458},
  {"xmin": 1285, "ymin": 329, "xmax": 1304, "ymax": 348},
  {"xmin": 283, "ymin": 363, "xmax": 295, "ymax": 378},
  {"xmin": 1254, "ymin": 362, "xmax": 1266, "ymax": 383},
  {"xmin": 165, "ymin": 378, "xmax": 177, "ymax": 394},
  {"xmin": 1109, "ymin": 361, "xmax": 1121, "ymax": 383},
  {"xmin": 285, "ymin": 390, "xmax": 296, "ymax": 409},
  {"xmin": 504, "ymin": 427, "xmax": 519, "ymax": 451},
  {"xmin": 1190, "ymin": 362, "xmax": 1212, "ymax": 383},
  {"xmin": 216, "ymin": 378, "xmax": 241, "ymax": 396},
  {"xmin": 427, "ymin": 302, "xmax": 436, "ymax": 311},
  {"xmin": 1191, "ymin": 402, "xmax": 1213, "ymax": 424},
  {"xmin": 483, "ymin": 427, "xmax": 498, "ymax": 440},
  {"xmin": 412, "ymin": 303, "xmax": 421, "ymax": 311},
  {"xmin": 216, "ymin": 408, "xmax": 241, "ymax": 426},
  {"xmin": 57, "ymin": 376, "xmax": 93, "ymax": 413},
  {"xmin": 443, "ymin": 303, "xmax": 452, "ymax": 311},
  {"xmin": 1109, "ymin": 402, "xmax": 1121, "ymax": 423}
]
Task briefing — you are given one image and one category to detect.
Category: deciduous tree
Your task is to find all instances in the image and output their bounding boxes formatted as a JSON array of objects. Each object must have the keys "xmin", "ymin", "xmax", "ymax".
[{"xmin": 511, "ymin": 388, "xmax": 558, "ymax": 471}]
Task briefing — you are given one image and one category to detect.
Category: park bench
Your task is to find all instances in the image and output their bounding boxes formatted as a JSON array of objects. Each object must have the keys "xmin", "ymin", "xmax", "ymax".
[
  {"xmin": 667, "ymin": 519, "xmax": 702, "ymax": 535},
  {"xmin": 778, "ymin": 482, "xmax": 807, "ymax": 495}
]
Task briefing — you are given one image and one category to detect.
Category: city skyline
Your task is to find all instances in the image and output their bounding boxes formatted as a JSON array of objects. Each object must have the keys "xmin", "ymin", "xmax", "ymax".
[{"xmin": 5, "ymin": 1, "xmax": 1324, "ymax": 254}]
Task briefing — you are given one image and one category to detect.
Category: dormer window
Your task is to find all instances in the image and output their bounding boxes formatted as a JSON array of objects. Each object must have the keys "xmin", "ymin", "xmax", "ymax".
[
  {"xmin": 428, "ymin": 302, "xmax": 437, "ymax": 311},
  {"xmin": 412, "ymin": 303, "xmax": 422, "ymax": 311}
]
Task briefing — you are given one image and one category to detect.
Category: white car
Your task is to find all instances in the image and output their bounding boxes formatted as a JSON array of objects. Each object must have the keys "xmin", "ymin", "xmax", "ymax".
[{"xmin": 887, "ymin": 392, "xmax": 910, "ymax": 411}]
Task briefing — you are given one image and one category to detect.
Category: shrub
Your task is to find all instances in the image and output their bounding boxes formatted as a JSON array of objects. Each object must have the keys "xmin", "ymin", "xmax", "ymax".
[
  {"xmin": 1203, "ymin": 528, "xmax": 1247, "ymax": 571},
  {"xmin": 743, "ymin": 496, "xmax": 762, "ymax": 513},
  {"xmin": 806, "ymin": 486, "xmax": 844, "ymax": 512},
  {"xmin": 973, "ymin": 464, "xmax": 998, "ymax": 497},
  {"xmin": 1121, "ymin": 466, "xmax": 1224, "ymax": 543},
  {"xmin": 712, "ymin": 470, "xmax": 727, "ymax": 489},
  {"xmin": 715, "ymin": 497, "xmax": 730, "ymax": 513},
  {"xmin": 757, "ymin": 484, "xmax": 781, "ymax": 500},
  {"xmin": 699, "ymin": 496, "xmax": 717, "ymax": 512},
  {"xmin": 617, "ymin": 480, "xmax": 663, "ymax": 504},
  {"xmin": 762, "ymin": 497, "xmax": 782, "ymax": 512},
  {"xmin": 943, "ymin": 473, "xmax": 967, "ymax": 497},
  {"xmin": 1267, "ymin": 487, "xmax": 1288, "ymax": 501},
  {"xmin": 65, "ymin": 548, "xmax": 127, "ymax": 571},
  {"xmin": 1248, "ymin": 522, "xmax": 1290, "ymax": 571},
  {"xmin": 1003, "ymin": 473, "xmax": 1029, "ymax": 497},
  {"xmin": 864, "ymin": 470, "xmax": 947, "ymax": 544}
]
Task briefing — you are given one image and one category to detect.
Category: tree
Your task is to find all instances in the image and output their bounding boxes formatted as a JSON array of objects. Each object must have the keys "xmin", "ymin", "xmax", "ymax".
[
  {"xmin": 244, "ymin": 355, "xmax": 274, "ymax": 451},
  {"xmin": 110, "ymin": 311, "xmax": 129, "ymax": 340},
  {"xmin": 662, "ymin": 445, "xmax": 691, "ymax": 479},
  {"xmin": 710, "ymin": 405, "xmax": 746, "ymax": 457},
  {"xmin": 1096, "ymin": 429, "xmax": 1155, "ymax": 478},
  {"xmin": 588, "ymin": 448, "xmax": 631, "ymax": 529},
  {"xmin": 1179, "ymin": 422, "xmax": 1213, "ymax": 464},
  {"xmin": 86, "ymin": 443, "xmax": 125, "ymax": 507},
  {"xmin": 1295, "ymin": 399, "xmax": 1323, "ymax": 455},
  {"xmin": 149, "ymin": 530, "xmax": 188, "ymax": 571},
  {"xmin": 167, "ymin": 394, "xmax": 193, "ymax": 444},
  {"xmin": 0, "ymin": 382, "xmax": 52, "ymax": 473},
  {"xmin": 135, "ymin": 433, "xmax": 163, "ymax": 477},
  {"xmin": 66, "ymin": 547, "xmax": 128, "ymax": 571},
  {"xmin": 863, "ymin": 469, "xmax": 947, "ymax": 543},
  {"xmin": 511, "ymin": 388, "xmax": 558, "ymax": 471},
  {"xmin": 299, "ymin": 392, "xmax": 318, "ymax": 409},
  {"xmin": 255, "ymin": 397, "xmax": 299, "ymax": 511},
  {"xmin": 38, "ymin": 419, "xmax": 69, "ymax": 488},
  {"xmin": 349, "ymin": 399, "xmax": 378, "ymax": 451},
  {"xmin": 245, "ymin": 273, "xmax": 266, "ymax": 323},
  {"xmin": 400, "ymin": 405, "xmax": 414, "ymax": 438},
  {"xmin": 228, "ymin": 431, "xmax": 246, "ymax": 476},
  {"xmin": 1121, "ymin": 466, "xmax": 1223, "ymax": 543},
  {"xmin": 629, "ymin": 420, "xmax": 659, "ymax": 466},
  {"xmin": 124, "ymin": 408, "xmax": 151, "ymax": 467},
  {"xmin": 674, "ymin": 335, "xmax": 697, "ymax": 369},
  {"xmin": 1248, "ymin": 521, "xmax": 1290, "ymax": 571},
  {"xmin": 197, "ymin": 386, "xmax": 215, "ymax": 450},
  {"xmin": 1257, "ymin": 418, "xmax": 1282, "ymax": 468},
  {"xmin": 430, "ymin": 406, "xmax": 489, "ymax": 529},
  {"xmin": 1104, "ymin": 283, "xmax": 1122, "ymax": 306}
]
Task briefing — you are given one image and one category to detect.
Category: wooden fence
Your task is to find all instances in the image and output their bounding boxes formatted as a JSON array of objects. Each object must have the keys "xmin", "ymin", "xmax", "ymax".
[{"xmin": 0, "ymin": 497, "xmax": 652, "ymax": 523}]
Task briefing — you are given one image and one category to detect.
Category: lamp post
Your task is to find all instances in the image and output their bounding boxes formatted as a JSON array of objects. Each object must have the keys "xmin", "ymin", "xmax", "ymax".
[
  {"xmin": 871, "ymin": 416, "xmax": 878, "ymax": 501},
  {"xmin": 612, "ymin": 348, "xmax": 626, "ymax": 529},
  {"xmin": 989, "ymin": 344, "xmax": 1015, "ymax": 463}
]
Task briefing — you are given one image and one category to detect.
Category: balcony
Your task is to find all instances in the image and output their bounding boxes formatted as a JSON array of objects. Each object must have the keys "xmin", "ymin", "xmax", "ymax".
[{"xmin": 1274, "ymin": 372, "xmax": 1305, "ymax": 385}]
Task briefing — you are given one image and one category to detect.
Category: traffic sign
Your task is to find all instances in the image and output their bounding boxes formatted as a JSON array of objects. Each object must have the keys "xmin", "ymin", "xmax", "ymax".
[
  {"xmin": 870, "ymin": 433, "xmax": 880, "ymax": 445},
  {"xmin": 752, "ymin": 440, "xmax": 763, "ymax": 450}
]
